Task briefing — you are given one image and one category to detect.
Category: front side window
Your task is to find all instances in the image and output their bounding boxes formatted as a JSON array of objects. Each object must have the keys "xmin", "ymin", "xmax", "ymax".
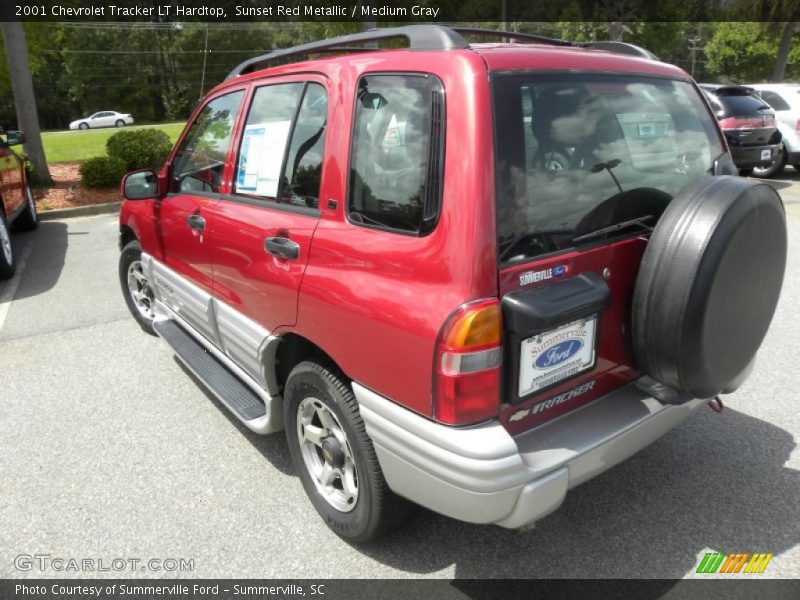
[
  {"xmin": 493, "ymin": 74, "xmax": 725, "ymax": 264},
  {"xmin": 171, "ymin": 90, "xmax": 244, "ymax": 194},
  {"xmin": 348, "ymin": 74, "xmax": 444, "ymax": 234}
]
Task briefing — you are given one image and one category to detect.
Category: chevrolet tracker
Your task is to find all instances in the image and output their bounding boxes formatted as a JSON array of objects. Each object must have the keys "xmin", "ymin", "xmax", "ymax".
[{"xmin": 117, "ymin": 26, "xmax": 787, "ymax": 543}]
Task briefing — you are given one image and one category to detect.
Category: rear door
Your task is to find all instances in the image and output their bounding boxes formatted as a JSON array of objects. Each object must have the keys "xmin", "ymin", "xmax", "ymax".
[
  {"xmin": 153, "ymin": 88, "xmax": 245, "ymax": 342},
  {"xmin": 491, "ymin": 73, "xmax": 725, "ymax": 434},
  {"xmin": 210, "ymin": 78, "xmax": 326, "ymax": 338}
]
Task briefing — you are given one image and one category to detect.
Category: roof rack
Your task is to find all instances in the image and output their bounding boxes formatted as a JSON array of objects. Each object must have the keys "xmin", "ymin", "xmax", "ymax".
[
  {"xmin": 226, "ymin": 25, "xmax": 658, "ymax": 81},
  {"xmin": 450, "ymin": 27, "xmax": 572, "ymax": 47},
  {"xmin": 578, "ymin": 41, "xmax": 658, "ymax": 60},
  {"xmin": 226, "ymin": 25, "xmax": 469, "ymax": 80}
]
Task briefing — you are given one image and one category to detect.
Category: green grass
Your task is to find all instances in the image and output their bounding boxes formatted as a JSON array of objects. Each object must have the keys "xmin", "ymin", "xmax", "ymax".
[{"xmin": 42, "ymin": 122, "xmax": 185, "ymax": 164}]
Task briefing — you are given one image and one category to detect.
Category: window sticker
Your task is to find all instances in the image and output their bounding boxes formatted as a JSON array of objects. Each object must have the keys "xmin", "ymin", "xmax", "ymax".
[{"xmin": 236, "ymin": 121, "xmax": 292, "ymax": 197}]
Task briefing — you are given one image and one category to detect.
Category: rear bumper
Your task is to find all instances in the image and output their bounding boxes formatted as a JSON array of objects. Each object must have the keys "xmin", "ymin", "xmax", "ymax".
[
  {"xmin": 354, "ymin": 380, "xmax": 705, "ymax": 528},
  {"xmin": 730, "ymin": 143, "xmax": 782, "ymax": 169}
]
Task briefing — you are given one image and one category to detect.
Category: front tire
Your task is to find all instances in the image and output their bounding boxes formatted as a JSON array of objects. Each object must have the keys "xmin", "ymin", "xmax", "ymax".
[
  {"xmin": 284, "ymin": 360, "xmax": 414, "ymax": 544},
  {"xmin": 14, "ymin": 184, "xmax": 38, "ymax": 232},
  {"xmin": 78, "ymin": 122, "xmax": 89, "ymax": 130},
  {"xmin": 0, "ymin": 209, "xmax": 16, "ymax": 280},
  {"xmin": 119, "ymin": 240, "xmax": 156, "ymax": 335}
]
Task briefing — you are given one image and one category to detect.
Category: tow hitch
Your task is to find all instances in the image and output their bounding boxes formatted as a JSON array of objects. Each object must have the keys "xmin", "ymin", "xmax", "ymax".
[{"xmin": 708, "ymin": 396, "xmax": 724, "ymax": 413}]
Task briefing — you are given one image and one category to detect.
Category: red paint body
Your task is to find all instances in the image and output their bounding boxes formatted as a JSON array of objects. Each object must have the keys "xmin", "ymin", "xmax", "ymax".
[
  {"xmin": 0, "ymin": 142, "xmax": 27, "ymax": 218},
  {"xmin": 120, "ymin": 44, "xmax": 704, "ymax": 431}
]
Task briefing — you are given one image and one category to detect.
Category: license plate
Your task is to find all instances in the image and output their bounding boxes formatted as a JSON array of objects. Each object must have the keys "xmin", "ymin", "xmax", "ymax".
[
  {"xmin": 761, "ymin": 149, "xmax": 772, "ymax": 160},
  {"xmin": 518, "ymin": 315, "xmax": 598, "ymax": 397}
]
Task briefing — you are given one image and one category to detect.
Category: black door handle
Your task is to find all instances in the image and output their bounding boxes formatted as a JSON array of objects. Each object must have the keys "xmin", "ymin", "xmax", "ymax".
[
  {"xmin": 187, "ymin": 213, "xmax": 205, "ymax": 232},
  {"xmin": 264, "ymin": 236, "xmax": 300, "ymax": 260}
]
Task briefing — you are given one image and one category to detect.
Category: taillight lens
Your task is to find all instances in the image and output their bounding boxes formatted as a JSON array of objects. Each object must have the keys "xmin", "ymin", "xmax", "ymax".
[
  {"xmin": 718, "ymin": 116, "xmax": 774, "ymax": 129},
  {"xmin": 796, "ymin": 119, "xmax": 800, "ymax": 132},
  {"xmin": 433, "ymin": 299, "xmax": 502, "ymax": 424}
]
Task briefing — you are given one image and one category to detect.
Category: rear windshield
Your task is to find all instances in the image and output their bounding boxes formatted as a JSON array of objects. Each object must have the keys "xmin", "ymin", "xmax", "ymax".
[
  {"xmin": 493, "ymin": 73, "xmax": 724, "ymax": 265},
  {"xmin": 714, "ymin": 90, "xmax": 771, "ymax": 116}
]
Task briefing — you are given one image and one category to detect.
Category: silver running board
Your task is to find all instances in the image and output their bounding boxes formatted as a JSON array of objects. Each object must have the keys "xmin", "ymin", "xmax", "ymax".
[{"xmin": 153, "ymin": 304, "xmax": 283, "ymax": 435}]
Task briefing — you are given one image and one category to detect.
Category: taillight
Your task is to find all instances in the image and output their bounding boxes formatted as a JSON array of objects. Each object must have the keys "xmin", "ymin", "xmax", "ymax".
[
  {"xmin": 719, "ymin": 116, "xmax": 774, "ymax": 129},
  {"xmin": 796, "ymin": 119, "xmax": 800, "ymax": 132},
  {"xmin": 433, "ymin": 299, "xmax": 502, "ymax": 424}
]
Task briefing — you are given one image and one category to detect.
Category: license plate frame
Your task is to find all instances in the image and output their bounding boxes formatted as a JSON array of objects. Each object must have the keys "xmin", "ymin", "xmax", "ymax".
[
  {"xmin": 518, "ymin": 315, "xmax": 598, "ymax": 397},
  {"xmin": 761, "ymin": 149, "xmax": 772, "ymax": 161}
]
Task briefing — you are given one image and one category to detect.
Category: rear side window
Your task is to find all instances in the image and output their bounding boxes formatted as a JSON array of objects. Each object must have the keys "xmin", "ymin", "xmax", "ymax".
[
  {"xmin": 234, "ymin": 83, "xmax": 304, "ymax": 199},
  {"xmin": 171, "ymin": 90, "xmax": 244, "ymax": 194},
  {"xmin": 348, "ymin": 74, "xmax": 444, "ymax": 235},
  {"xmin": 758, "ymin": 90, "xmax": 791, "ymax": 112}
]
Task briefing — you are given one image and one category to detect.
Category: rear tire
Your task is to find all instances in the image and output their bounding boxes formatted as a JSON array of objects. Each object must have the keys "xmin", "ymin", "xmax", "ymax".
[
  {"xmin": 119, "ymin": 240, "xmax": 156, "ymax": 336},
  {"xmin": 115, "ymin": 119, "xmax": 125, "ymax": 128},
  {"xmin": 752, "ymin": 145, "xmax": 787, "ymax": 178},
  {"xmin": 284, "ymin": 360, "xmax": 414, "ymax": 544},
  {"xmin": 0, "ymin": 209, "xmax": 16, "ymax": 280},
  {"xmin": 14, "ymin": 184, "xmax": 38, "ymax": 232}
]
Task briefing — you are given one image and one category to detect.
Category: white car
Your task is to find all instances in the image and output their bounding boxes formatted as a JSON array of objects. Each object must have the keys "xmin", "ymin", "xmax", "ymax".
[
  {"xmin": 746, "ymin": 83, "xmax": 800, "ymax": 177},
  {"xmin": 69, "ymin": 111, "xmax": 134, "ymax": 131}
]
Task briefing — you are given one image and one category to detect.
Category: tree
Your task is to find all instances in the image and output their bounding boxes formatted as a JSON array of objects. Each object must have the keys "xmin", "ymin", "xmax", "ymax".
[
  {"xmin": 705, "ymin": 22, "xmax": 800, "ymax": 83},
  {"xmin": 0, "ymin": 22, "xmax": 51, "ymax": 185},
  {"xmin": 771, "ymin": 21, "xmax": 799, "ymax": 81}
]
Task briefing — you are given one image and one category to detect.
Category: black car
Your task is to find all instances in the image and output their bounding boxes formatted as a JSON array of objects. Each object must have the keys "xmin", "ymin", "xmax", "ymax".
[{"xmin": 700, "ymin": 84, "xmax": 783, "ymax": 175}]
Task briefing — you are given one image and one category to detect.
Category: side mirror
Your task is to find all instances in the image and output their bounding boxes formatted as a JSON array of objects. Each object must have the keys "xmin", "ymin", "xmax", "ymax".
[
  {"xmin": 122, "ymin": 169, "xmax": 160, "ymax": 200},
  {"xmin": 6, "ymin": 131, "xmax": 25, "ymax": 146}
]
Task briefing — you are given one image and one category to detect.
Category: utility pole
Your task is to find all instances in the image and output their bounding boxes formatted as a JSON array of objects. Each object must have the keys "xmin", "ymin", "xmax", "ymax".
[
  {"xmin": 0, "ymin": 22, "xmax": 51, "ymax": 185},
  {"xmin": 688, "ymin": 35, "xmax": 701, "ymax": 78}
]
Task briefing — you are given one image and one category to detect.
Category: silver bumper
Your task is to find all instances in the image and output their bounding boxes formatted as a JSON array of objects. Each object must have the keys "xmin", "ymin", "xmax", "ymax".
[{"xmin": 354, "ymin": 380, "xmax": 705, "ymax": 528}]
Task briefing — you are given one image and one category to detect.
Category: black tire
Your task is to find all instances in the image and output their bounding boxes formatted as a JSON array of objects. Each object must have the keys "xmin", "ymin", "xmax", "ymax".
[
  {"xmin": 14, "ymin": 184, "xmax": 38, "ymax": 232},
  {"xmin": 752, "ymin": 144, "xmax": 787, "ymax": 178},
  {"xmin": 284, "ymin": 360, "xmax": 414, "ymax": 544},
  {"xmin": 119, "ymin": 240, "xmax": 156, "ymax": 336},
  {"xmin": 0, "ymin": 208, "xmax": 15, "ymax": 280},
  {"xmin": 115, "ymin": 119, "xmax": 125, "ymax": 128},
  {"xmin": 632, "ymin": 176, "xmax": 786, "ymax": 399},
  {"xmin": 78, "ymin": 122, "xmax": 89, "ymax": 130}
]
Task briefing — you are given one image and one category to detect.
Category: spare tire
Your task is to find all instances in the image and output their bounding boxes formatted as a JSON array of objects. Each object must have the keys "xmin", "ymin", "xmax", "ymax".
[{"xmin": 632, "ymin": 176, "xmax": 786, "ymax": 400}]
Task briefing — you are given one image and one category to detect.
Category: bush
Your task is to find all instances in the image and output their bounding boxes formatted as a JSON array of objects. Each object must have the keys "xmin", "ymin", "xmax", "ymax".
[
  {"xmin": 79, "ymin": 156, "xmax": 127, "ymax": 188},
  {"xmin": 106, "ymin": 129, "xmax": 172, "ymax": 171}
]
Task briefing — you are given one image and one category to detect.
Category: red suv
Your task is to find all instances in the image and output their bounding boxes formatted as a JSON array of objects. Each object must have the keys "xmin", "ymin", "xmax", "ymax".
[
  {"xmin": 118, "ymin": 26, "xmax": 787, "ymax": 543},
  {"xmin": 0, "ymin": 128, "xmax": 38, "ymax": 280}
]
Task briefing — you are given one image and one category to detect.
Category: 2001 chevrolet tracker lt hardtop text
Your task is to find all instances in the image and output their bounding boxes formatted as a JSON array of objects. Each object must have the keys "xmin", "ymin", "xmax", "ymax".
[{"xmin": 117, "ymin": 26, "xmax": 787, "ymax": 543}]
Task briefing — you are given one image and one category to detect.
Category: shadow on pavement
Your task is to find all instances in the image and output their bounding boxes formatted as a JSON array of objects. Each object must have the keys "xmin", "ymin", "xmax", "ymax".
[
  {"xmin": 174, "ymin": 357, "xmax": 295, "ymax": 476},
  {"xmin": 358, "ymin": 407, "xmax": 798, "ymax": 579},
  {"xmin": 0, "ymin": 221, "xmax": 68, "ymax": 301}
]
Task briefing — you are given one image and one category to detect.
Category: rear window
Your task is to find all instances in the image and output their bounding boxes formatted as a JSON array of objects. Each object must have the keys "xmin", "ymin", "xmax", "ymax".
[
  {"xmin": 714, "ymin": 90, "xmax": 771, "ymax": 115},
  {"xmin": 493, "ymin": 73, "xmax": 725, "ymax": 265}
]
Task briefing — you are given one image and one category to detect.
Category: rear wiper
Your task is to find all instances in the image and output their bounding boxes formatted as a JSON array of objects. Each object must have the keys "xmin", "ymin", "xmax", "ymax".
[{"xmin": 572, "ymin": 215, "xmax": 654, "ymax": 244}]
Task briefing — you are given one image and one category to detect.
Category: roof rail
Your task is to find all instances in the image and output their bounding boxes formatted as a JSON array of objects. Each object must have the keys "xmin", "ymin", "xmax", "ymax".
[
  {"xmin": 225, "ymin": 26, "xmax": 660, "ymax": 81},
  {"xmin": 450, "ymin": 27, "xmax": 573, "ymax": 47},
  {"xmin": 226, "ymin": 24, "xmax": 469, "ymax": 80},
  {"xmin": 579, "ymin": 41, "xmax": 658, "ymax": 60}
]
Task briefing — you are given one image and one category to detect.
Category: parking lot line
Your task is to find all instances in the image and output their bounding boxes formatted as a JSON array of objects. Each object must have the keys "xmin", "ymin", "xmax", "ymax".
[{"xmin": 0, "ymin": 240, "xmax": 33, "ymax": 336}]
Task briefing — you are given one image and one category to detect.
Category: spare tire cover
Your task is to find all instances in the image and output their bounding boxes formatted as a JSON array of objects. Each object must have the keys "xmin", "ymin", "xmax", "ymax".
[{"xmin": 632, "ymin": 175, "xmax": 786, "ymax": 399}]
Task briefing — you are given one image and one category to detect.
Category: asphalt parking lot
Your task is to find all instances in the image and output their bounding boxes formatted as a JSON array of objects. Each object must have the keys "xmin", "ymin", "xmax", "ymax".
[{"xmin": 1, "ymin": 172, "xmax": 799, "ymax": 580}]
